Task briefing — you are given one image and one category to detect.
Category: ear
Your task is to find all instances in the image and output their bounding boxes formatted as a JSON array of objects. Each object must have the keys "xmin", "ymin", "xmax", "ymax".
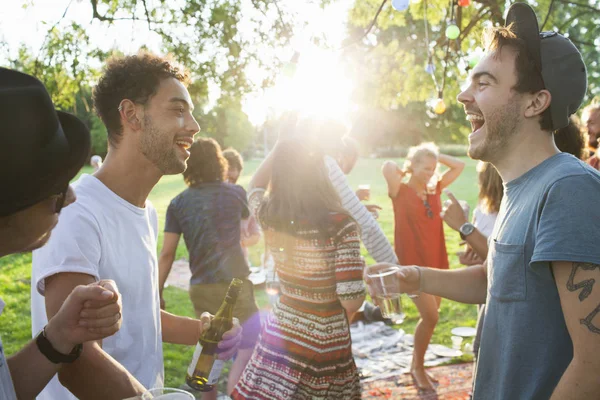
[
  {"xmin": 524, "ymin": 89, "xmax": 552, "ymax": 119},
  {"xmin": 118, "ymin": 99, "xmax": 142, "ymax": 131}
]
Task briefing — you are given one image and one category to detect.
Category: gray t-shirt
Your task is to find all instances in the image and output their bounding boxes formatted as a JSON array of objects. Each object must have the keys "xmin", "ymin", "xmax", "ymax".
[
  {"xmin": 165, "ymin": 183, "xmax": 250, "ymax": 285},
  {"xmin": 474, "ymin": 153, "xmax": 600, "ymax": 400}
]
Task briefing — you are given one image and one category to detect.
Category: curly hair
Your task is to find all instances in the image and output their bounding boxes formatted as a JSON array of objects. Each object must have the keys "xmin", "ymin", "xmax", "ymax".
[
  {"xmin": 403, "ymin": 142, "xmax": 439, "ymax": 172},
  {"xmin": 484, "ymin": 26, "xmax": 553, "ymax": 132},
  {"xmin": 222, "ymin": 148, "xmax": 244, "ymax": 171},
  {"xmin": 92, "ymin": 51, "xmax": 189, "ymax": 148},
  {"xmin": 183, "ymin": 138, "xmax": 227, "ymax": 187}
]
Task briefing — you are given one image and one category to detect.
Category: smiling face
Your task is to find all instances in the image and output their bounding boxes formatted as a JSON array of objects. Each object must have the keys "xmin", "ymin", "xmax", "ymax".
[
  {"xmin": 410, "ymin": 154, "xmax": 438, "ymax": 185},
  {"xmin": 139, "ymin": 77, "xmax": 200, "ymax": 175},
  {"xmin": 457, "ymin": 46, "xmax": 528, "ymax": 163},
  {"xmin": 585, "ymin": 108, "xmax": 600, "ymax": 148}
]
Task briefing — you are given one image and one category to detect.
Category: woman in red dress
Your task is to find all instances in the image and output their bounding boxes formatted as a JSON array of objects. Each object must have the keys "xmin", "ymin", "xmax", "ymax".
[{"xmin": 382, "ymin": 142, "xmax": 464, "ymax": 391}]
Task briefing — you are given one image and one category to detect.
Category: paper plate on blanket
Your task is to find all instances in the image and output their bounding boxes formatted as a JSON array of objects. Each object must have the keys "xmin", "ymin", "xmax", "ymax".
[
  {"xmin": 451, "ymin": 327, "xmax": 477, "ymax": 337},
  {"xmin": 429, "ymin": 344, "xmax": 463, "ymax": 358}
]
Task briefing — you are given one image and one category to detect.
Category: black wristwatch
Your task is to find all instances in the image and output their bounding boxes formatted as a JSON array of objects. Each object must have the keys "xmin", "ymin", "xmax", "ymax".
[
  {"xmin": 459, "ymin": 222, "xmax": 475, "ymax": 240},
  {"xmin": 35, "ymin": 326, "xmax": 83, "ymax": 364}
]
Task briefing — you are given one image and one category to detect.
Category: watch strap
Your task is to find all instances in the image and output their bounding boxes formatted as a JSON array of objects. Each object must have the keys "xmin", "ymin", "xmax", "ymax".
[{"xmin": 36, "ymin": 326, "xmax": 83, "ymax": 364}]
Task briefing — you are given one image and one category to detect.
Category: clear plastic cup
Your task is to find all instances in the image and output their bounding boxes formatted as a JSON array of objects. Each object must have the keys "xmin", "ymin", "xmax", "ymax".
[{"xmin": 367, "ymin": 266, "xmax": 405, "ymax": 323}]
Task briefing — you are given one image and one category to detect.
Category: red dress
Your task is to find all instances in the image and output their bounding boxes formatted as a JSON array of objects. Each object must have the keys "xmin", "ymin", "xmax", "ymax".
[{"xmin": 390, "ymin": 181, "xmax": 449, "ymax": 269}]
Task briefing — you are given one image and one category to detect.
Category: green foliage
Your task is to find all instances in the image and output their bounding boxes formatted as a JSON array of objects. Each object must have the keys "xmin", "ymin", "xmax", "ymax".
[
  {"xmin": 196, "ymin": 98, "xmax": 255, "ymax": 151},
  {"xmin": 346, "ymin": 0, "xmax": 600, "ymax": 146}
]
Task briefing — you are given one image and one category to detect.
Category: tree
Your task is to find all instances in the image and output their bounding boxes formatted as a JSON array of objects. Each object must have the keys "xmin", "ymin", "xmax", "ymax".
[
  {"xmin": 5, "ymin": 0, "xmax": 317, "ymax": 153},
  {"xmin": 196, "ymin": 98, "xmax": 255, "ymax": 152},
  {"xmin": 345, "ymin": 0, "xmax": 600, "ymax": 147}
]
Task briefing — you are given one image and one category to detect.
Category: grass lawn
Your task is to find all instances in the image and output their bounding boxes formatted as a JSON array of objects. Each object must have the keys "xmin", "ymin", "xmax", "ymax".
[{"xmin": 0, "ymin": 156, "xmax": 480, "ymax": 388}]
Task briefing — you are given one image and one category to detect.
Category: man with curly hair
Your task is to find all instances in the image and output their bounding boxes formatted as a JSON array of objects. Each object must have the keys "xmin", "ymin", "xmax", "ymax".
[{"xmin": 31, "ymin": 52, "xmax": 242, "ymax": 400}]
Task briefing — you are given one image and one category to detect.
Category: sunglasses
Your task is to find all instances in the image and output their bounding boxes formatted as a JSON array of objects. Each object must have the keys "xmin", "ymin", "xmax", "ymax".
[
  {"xmin": 424, "ymin": 199, "xmax": 434, "ymax": 219},
  {"xmin": 52, "ymin": 185, "xmax": 69, "ymax": 214}
]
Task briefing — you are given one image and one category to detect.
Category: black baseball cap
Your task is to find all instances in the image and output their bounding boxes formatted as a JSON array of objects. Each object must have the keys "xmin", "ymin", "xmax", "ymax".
[
  {"xmin": 0, "ymin": 68, "xmax": 91, "ymax": 217},
  {"xmin": 505, "ymin": 3, "xmax": 587, "ymax": 131}
]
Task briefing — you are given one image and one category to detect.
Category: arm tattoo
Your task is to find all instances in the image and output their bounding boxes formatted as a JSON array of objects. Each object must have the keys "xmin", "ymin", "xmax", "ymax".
[{"xmin": 567, "ymin": 262, "xmax": 600, "ymax": 334}]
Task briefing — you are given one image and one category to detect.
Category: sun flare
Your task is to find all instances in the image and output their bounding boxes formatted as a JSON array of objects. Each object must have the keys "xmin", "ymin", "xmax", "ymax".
[{"xmin": 249, "ymin": 46, "xmax": 354, "ymax": 126}]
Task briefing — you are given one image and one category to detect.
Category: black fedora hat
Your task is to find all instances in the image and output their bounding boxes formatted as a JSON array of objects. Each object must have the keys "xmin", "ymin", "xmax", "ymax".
[{"xmin": 0, "ymin": 68, "xmax": 91, "ymax": 217}]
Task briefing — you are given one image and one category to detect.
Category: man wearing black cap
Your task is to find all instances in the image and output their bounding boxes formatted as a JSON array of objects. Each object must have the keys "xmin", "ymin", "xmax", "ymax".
[
  {"xmin": 0, "ymin": 67, "xmax": 123, "ymax": 399},
  {"xmin": 366, "ymin": 3, "xmax": 600, "ymax": 399},
  {"xmin": 30, "ymin": 52, "xmax": 242, "ymax": 400}
]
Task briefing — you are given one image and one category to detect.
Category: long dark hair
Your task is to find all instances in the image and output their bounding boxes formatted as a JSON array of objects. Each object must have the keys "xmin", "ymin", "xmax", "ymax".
[{"xmin": 258, "ymin": 139, "xmax": 349, "ymax": 238}]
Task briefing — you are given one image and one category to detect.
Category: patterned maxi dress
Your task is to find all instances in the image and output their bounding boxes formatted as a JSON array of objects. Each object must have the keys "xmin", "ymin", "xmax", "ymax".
[{"xmin": 231, "ymin": 190, "xmax": 364, "ymax": 400}]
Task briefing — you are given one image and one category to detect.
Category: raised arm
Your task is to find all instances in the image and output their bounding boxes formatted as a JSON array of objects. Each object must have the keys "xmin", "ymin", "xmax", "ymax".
[
  {"xmin": 442, "ymin": 190, "xmax": 490, "ymax": 260},
  {"xmin": 550, "ymin": 261, "xmax": 600, "ymax": 399},
  {"xmin": 44, "ymin": 272, "xmax": 146, "ymax": 399},
  {"xmin": 381, "ymin": 160, "xmax": 405, "ymax": 198},
  {"xmin": 326, "ymin": 156, "xmax": 398, "ymax": 264},
  {"xmin": 249, "ymin": 142, "xmax": 280, "ymax": 192},
  {"xmin": 438, "ymin": 154, "xmax": 465, "ymax": 190}
]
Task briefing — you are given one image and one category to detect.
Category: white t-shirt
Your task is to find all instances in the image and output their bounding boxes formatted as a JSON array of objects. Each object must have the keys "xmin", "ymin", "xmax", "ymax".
[
  {"xmin": 473, "ymin": 204, "xmax": 498, "ymax": 238},
  {"xmin": 31, "ymin": 174, "xmax": 163, "ymax": 400},
  {"xmin": 0, "ymin": 298, "xmax": 18, "ymax": 400}
]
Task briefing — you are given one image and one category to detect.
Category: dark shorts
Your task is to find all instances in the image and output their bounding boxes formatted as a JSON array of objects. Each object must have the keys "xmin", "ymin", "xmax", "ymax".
[{"xmin": 189, "ymin": 279, "xmax": 261, "ymax": 349}]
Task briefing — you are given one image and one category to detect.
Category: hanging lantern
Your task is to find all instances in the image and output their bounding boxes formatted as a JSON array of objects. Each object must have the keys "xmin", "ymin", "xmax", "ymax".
[
  {"xmin": 392, "ymin": 0, "xmax": 410, "ymax": 11},
  {"xmin": 425, "ymin": 63, "xmax": 435, "ymax": 75},
  {"xmin": 458, "ymin": 0, "xmax": 471, "ymax": 7},
  {"xmin": 445, "ymin": 22, "xmax": 460, "ymax": 40},
  {"xmin": 434, "ymin": 98, "xmax": 446, "ymax": 114}
]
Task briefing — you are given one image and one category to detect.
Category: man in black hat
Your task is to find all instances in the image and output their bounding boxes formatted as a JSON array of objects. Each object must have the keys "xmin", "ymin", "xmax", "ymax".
[
  {"xmin": 0, "ymin": 67, "xmax": 123, "ymax": 399},
  {"xmin": 30, "ymin": 52, "xmax": 242, "ymax": 400},
  {"xmin": 366, "ymin": 3, "xmax": 600, "ymax": 399}
]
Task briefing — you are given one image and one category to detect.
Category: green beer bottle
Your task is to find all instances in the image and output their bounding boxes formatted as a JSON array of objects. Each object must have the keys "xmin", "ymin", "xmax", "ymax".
[{"xmin": 186, "ymin": 278, "xmax": 243, "ymax": 391}]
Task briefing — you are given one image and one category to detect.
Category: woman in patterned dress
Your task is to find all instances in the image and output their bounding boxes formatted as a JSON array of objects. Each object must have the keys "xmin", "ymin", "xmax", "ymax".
[{"xmin": 231, "ymin": 138, "xmax": 365, "ymax": 400}]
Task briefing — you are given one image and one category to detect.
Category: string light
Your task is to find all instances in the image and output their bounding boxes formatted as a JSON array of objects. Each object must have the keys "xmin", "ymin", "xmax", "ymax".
[
  {"xmin": 434, "ymin": 97, "xmax": 447, "ymax": 114},
  {"xmin": 425, "ymin": 62, "xmax": 435, "ymax": 75},
  {"xmin": 392, "ymin": 0, "xmax": 410, "ymax": 11},
  {"xmin": 445, "ymin": 21, "xmax": 460, "ymax": 40}
]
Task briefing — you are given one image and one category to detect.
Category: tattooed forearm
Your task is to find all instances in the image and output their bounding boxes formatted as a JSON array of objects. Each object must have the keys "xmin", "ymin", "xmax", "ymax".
[
  {"xmin": 581, "ymin": 302, "xmax": 600, "ymax": 334},
  {"xmin": 567, "ymin": 262, "xmax": 600, "ymax": 334}
]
